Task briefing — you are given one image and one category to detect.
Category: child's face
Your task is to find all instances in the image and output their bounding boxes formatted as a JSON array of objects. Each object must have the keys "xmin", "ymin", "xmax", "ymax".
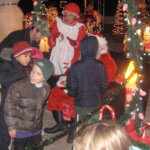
[
  {"xmin": 30, "ymin": 65, "xmax": 44, "ymax": 84},
  {"xmin": 63, "ymin": 12, "xmax": 76, "ymax": 24},
  {"xmin": 15, "ymin": 53, "xmax": 31, "ymax": 66}
]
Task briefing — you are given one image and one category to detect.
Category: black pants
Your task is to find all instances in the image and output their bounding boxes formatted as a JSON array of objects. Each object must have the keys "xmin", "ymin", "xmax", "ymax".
[
  {"xmin": 0, "ymin": 133, "xmax": 10, "ymax": 150},
  {"xmin": 13, "ymin": 133, "xmax": 42, "ymax": 150}
]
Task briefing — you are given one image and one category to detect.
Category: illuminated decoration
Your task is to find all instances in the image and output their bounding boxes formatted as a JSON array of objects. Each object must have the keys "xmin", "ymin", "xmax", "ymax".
[
  {"xmin": 84, "ymin": 10, "xmax": 102, "ymax": 35},
  {"xmin": 92, "ymin": 10, "xmax": 102, "ymax": 27},
  {"xmin": 0, "ymin": 0, "xmax": 23, "ymax": 42},
  {"xmin": 135, "ymin": 0, "xmax": 147, "ymax": 22},
  {"xmin": 119, "ymin": 0, "xmax": 150, "ymax": 146},
  {"xmin": 23, "ymin": 13, "xmax": 32, "ymax": 29},
  {"xmin": 143, "ymin": 25, "xmax": 150, "ymax": 53},
  {"xmin": 31, "ymin": 0, "xmax": 46, "ymax": 23},
  {"xmin": 112, "ymin": 0, "xmax": 126, "ymax": 35},
  {"xmin": 84, "ymin": 0, "xmax": 87, "ymax": 10},
  {"xmin": 125, "ymin": 61, "xmax": 138, "ymax": 105},
  {"xmin": 135, "ymin": 25, "xmax": 150, "ymax": 53},
  {"xmin": 143, "ymin": 26, "xmax": 150, "ymax": 43},
  {"xmin": 43, "ymin": 4, "xmax": 58, "ymax": 28},
  {"xmin": 39, "ymin": 37, "xmax": 50, "ymax": 52},
  {"xmin": 99, "ymin": 105, "xmax": 116, "ymax": 121},
  {"xmin": 125, "ymin": 61, "xmax": 135, "ymax": 79}
]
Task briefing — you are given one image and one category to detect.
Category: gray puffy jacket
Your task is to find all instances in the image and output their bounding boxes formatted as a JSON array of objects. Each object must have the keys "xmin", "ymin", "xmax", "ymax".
[{"xmin": 4, "ymin": 77, "xmax": 50, "ymax": 133}]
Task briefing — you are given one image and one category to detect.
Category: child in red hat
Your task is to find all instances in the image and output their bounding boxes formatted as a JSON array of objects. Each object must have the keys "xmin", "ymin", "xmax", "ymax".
[
  {"xmin": 0, "ymin": 41, "xmax": 35, "ymax": 150},
  {"xmin": 45, "ymin": 2, "xmax": 86, "ymax": 134}
]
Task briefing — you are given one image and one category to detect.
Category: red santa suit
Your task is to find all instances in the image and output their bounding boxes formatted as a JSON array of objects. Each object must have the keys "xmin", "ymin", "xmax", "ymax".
[
  {"xmin": 93, "ymin": 33, "xmax": 117, "ymax": 83},
  {"xmin": 47, "ymin": 3, "xmax": 85, "ymax": 121},
  {"xmin": 48, "ymin": 18, "xmax": 85, "ymax": 75}
]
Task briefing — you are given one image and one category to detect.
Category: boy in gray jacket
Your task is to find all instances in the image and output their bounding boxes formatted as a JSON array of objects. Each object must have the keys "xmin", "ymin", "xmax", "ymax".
[{"xmin": 4, "ymin": 58, "xmax": 53, "ymax": 150}]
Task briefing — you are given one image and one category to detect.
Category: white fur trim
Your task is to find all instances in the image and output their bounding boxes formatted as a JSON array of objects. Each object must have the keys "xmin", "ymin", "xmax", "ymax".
[
  {"xmin": 56, "ymin": 76, "xmax": 67, "ymax": 87},
  {"xmin": 14, "ymin": 47, "xmax": 33, "ymax": 58},
  {"xmin": 94, "ymin": 35, "xmax": 108, "ymax": 59},
  {"xmin": 62, "ymin": 11, "xmax": 79, "ymax": 18}
]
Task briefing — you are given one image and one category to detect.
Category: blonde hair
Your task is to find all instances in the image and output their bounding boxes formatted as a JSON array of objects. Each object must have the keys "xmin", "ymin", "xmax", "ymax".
[{"xmin": 74, "ymin": 120, "xmax": 131, "ymax": 150}]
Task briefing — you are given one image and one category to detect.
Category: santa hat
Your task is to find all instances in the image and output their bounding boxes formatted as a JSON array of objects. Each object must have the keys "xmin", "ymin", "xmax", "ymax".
[
  {"xmin": 90, "ymin": 32, "xmax": 108, "ymax": 59},
  {"xmin": 62, "ymin": 2, "xmax": 80, "ymax": 18},
  {"xmin": 13, "ymin": 41, "xmax": 35, "ymax": 58}
]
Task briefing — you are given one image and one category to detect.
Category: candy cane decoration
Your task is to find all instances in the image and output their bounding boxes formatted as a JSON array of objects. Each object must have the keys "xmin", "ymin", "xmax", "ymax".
[
  {"xmin": 99, "ymin": 105, "xmax": 116, "ymax": 120},
  {"xmin": 142, "ymin": 122, "xmax": 150, "ymax": 139}
]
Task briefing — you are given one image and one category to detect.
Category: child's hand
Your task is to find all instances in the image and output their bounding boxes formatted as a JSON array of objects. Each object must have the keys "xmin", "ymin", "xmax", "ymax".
[{"xmin": 9, "ymin": 129, "xmax": 16, "ymax": 138}]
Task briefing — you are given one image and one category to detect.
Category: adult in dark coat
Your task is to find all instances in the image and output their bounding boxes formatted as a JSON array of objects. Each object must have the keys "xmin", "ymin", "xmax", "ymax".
[{"xmin": 0, "ymin": 19, "xmax": 50, "ymax": 52}]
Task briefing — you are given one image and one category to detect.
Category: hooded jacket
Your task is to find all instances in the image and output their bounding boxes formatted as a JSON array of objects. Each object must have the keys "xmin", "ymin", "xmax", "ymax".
[
  {"xmin": 0, "ymin": 52, "xmax": 31, "ymax": 135},
  {"xmin": 67, "ymin": 36, "xmax": 108, "ymax": 107},
  {"xmin": 4, "ymin": 77, "xmax": 50, "ymax": 133}
]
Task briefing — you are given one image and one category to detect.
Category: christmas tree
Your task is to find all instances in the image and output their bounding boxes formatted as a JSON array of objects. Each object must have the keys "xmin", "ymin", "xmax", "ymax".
[{"xmin": 112, "ymin": 0, "xmax": 126, "ymax": 35}]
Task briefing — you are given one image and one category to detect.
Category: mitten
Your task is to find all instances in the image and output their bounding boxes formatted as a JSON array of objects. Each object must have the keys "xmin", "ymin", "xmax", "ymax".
[
  {"xmin": 52, "ymin": 32, "xmax": 61, "ymax": 43},
  {"xmin": 67, "ymin": 37, "xmax": 78, "ymax": 47}
]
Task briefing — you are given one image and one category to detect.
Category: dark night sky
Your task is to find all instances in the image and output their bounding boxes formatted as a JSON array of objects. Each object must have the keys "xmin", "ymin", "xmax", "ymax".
[{"xmin": 18, "ymin": 0, "xmax": 118, "ymax": 16}]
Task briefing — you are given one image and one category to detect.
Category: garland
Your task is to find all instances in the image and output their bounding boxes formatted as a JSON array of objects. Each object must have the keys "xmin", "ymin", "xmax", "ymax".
[{"xmin": 31, "ymin": 0, "xmax": 47, "ymax": 23}]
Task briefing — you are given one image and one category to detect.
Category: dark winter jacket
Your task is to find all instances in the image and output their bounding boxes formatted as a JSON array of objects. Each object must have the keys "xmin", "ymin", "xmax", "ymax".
[
  {"xmin": 67, "ymin": 36, "xmax": 108, "ymax": 107},
  {"xmin": 0, "ymin": 54, "xmax": 31, "ymax": 135},
  {"xmin": 0, "ymin": 28, "xmax": 39, "ymax": 52},
  {"xmin": 4, "ymin": 77, "xmax": 50, "ymax": 133}
]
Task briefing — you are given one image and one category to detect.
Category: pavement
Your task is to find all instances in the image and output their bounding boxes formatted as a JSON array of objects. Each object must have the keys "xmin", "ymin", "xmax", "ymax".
[{"xmin": 42, "ymin": 108, "xmax": 73, "ymax": 150}]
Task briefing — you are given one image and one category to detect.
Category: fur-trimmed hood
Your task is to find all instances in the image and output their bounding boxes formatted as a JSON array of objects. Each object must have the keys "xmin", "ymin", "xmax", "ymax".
[{"xmin": 0, "ymin": 48, "xmax": 13, "ymax": 61}]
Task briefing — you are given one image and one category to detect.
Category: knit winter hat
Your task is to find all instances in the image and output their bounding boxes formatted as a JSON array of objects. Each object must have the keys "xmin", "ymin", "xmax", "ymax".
[
  {"xmin": 13, "ymin": 41, "xmax": 35, "ymax": 58},
  {"xmin": 34, "ymin": 58, "xmax": 54, "ymax": 81},
  {"xmin": 62, "ymin": 2, "xmax": 80, "ymax": 18}
]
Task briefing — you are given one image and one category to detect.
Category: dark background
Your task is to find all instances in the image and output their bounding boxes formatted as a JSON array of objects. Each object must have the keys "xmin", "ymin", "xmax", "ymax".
[{"xmin": 18, "ymin": 0, "xmax": 118, "ymax": 16}]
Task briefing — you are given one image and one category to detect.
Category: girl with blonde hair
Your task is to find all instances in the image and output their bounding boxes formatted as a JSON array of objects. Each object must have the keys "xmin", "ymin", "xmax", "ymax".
[{"xmin": 73, "ymin": 120, "xmax": 132, "ymax": 150}]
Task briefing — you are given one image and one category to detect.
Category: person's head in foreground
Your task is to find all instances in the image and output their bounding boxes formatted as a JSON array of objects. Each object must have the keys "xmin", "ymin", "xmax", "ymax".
[
  {"xmin": 30, "ymin": 58, "xmax": 54, "ymax": 84},
  {"xmin": 73, "ymin": 120, "xmax": 132, "ymax": 150}
]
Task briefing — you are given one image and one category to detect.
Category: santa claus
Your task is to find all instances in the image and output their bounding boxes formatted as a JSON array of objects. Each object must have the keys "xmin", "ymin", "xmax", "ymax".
[{"xmin": 93, "ymin": 32, "xmax": 117, "ymax": 83}]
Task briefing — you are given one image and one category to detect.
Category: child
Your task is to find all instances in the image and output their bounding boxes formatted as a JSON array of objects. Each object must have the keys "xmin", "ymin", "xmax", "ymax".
[
  {"xmin": 66, "ymin": 36, "xmax": 108, "ymax": 143},
  {"xmin": 73, "ymin": 120, "xmax": 132, "ymax": 150},
  {"xmin": 0, "ymin": 41, "xmax": 35, "ymax": 150},
  {"xmin": 4, "ymin": 58, "xmax": 54, "ymax": 150}
]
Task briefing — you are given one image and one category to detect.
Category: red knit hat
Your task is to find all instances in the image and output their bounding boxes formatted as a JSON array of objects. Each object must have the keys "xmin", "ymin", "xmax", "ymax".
[
  {"xmin": 62, "ymin": 2, "xmax": 80, "ymax": 18},
  {"xmin": 13, "ymin": 41, "xmax": 35, "ymax": 58}
]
